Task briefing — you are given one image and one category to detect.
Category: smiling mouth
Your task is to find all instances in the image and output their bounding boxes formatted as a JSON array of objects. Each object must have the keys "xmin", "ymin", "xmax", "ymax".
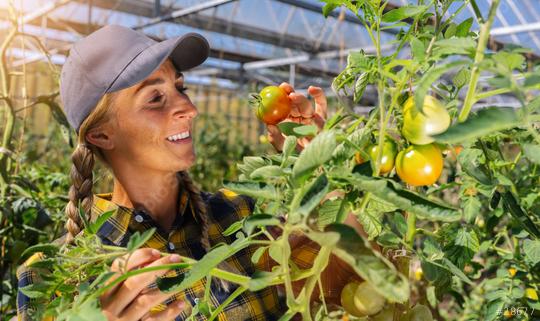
[{"xmin": 166, "ymin": 130, "xmax": 192, "ymax": 144}]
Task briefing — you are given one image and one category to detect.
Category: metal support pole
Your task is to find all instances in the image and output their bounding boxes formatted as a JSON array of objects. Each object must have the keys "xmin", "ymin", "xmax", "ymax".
[
  {"xmin": 154, "ymin": 0, "xmax": 161, "ymax": 17},
  {"xmin": 289, "ymin": 64, "xmax": 296, "ymax": 87}
]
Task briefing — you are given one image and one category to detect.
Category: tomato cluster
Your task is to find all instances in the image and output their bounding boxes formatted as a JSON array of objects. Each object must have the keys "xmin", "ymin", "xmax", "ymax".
[{"xmin": 354, "ymin": 95, "xmax": 451, "ymax": 187}]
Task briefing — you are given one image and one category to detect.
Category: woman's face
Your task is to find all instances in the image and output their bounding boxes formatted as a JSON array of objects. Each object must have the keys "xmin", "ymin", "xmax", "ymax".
[{"xmin": 105, "ymin": 59, "xmax": 198, "ymax": 172}]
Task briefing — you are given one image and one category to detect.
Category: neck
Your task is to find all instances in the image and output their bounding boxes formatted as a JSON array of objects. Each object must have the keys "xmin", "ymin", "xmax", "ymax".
[{"xmin": 111, "ymin": 168, "xmax": 180, "ymax": 232}]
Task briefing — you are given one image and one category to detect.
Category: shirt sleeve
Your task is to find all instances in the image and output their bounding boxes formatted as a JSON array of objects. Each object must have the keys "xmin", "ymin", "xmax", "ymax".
[{"xmin": 16, "ymin": 252, "xmax": 55, "ymax": 321}]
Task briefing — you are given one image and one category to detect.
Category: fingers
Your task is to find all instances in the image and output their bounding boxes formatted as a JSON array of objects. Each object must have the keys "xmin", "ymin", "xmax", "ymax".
[
  {"xmin": 102, "ymin": 248, "xmax": 162, "ymax": 299},
  {"xmin": 102, "ymin": 254, "xmax": 182, "ymax": 317},
  {"xmin": 267, "ymin": 125, "xmax": 285, "ymax": 152},
  {"xmin": 308, "ymin": 86, "xmax": 328, "ymax": 120},
  {"xmin": 279, "ymin": 82, "xmax": 295, "ymax": 95},
  {"xmin": 120, "ymin": 290, "xmax": 183, "ymax": 321},
  {"xmin": 141, "ymin": 300, "xmax": 185, "ymax": 321},
  {"xmin": 289, "ymin": 93, "xmax": 314, "ymax": 118}
]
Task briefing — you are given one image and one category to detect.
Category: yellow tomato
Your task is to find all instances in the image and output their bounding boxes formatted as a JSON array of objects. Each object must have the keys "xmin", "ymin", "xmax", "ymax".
[
  {"xmin": 525, "ymin": 288, "xmax": 539, "ymax": 301},
  {"xmin": 401, "ymin": 96, "xmax": 450, "ymax": 145},
  {"xmin": 395, "ymin": 144, "xmax": 444, "ymax": 186}
]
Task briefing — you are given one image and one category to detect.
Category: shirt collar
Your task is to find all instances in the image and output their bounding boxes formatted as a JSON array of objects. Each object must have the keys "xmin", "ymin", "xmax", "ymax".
[{"xmin": 90, "ymin": 174, "xmax": 193, "ymax": 246}]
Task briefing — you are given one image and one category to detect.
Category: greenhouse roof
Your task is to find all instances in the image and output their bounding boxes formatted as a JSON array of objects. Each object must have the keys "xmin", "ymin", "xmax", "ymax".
[{"xmin": 1, "ymin": 0, "xmax": 539, "ymax": 100}]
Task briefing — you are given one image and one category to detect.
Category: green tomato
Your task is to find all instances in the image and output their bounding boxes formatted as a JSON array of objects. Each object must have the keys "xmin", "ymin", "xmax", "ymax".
[
  {"xmin": 353, "ymin": 281, "xmax": 386, "ymax": 316},
  {"xmin": 368, "ymin": 139, "xmax": 397, "ymax": 175},
  {"xmin": 401, "ymin": 96, "xmax": 450, "ymax": 145},
  {"xmin": 370, "ymin": 306, "xmax": 394, "ymax": 321},
  {"xmin": 341, "ymin": 282, "xmax": 365, "ymax": 317},
  {"xmin": 407, "ymin": 304, "xmax": 433, "ymax": 321}
]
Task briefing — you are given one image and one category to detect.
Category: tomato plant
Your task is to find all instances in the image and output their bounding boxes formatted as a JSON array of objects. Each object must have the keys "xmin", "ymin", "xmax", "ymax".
[{"xmin": 251, "ymin": 85, "xmax": 292, "ymax": 125}]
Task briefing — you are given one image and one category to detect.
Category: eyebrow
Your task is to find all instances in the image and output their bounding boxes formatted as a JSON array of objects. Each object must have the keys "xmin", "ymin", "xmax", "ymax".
[{"xmin": 134, "ymin": 70, "xmax": 184, "ymax": 96}]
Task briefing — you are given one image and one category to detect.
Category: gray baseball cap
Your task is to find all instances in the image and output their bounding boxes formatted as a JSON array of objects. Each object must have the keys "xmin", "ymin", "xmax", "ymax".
[{"xmin": 60, "ymin": 24, "xmax": 209, "ymax": 134}]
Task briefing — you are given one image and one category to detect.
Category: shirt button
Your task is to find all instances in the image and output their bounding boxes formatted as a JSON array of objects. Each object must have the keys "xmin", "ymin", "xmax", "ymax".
[
  {"xmin": 134, "ymin": 215, "xmax": 144, "ymax": 223},
  {"xmin": 168, "ymin": 242, "xmax": 175, "ymax": 250}
]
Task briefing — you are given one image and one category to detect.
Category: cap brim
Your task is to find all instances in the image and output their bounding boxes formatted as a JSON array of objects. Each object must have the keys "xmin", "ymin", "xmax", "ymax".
[{"xmin": 108, "ymin": 32, "xmax": 209, "ymax": 93}]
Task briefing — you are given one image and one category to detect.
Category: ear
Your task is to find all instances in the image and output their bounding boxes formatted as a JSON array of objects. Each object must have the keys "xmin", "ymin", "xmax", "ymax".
[{"xmin": 85, "ymin": 124, "xmax": 115, "ymax": 150}]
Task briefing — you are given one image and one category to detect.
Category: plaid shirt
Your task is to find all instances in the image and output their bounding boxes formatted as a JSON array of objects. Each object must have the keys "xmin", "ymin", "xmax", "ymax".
[{"xmin": 17, "ymin": 187, "xmax": 321, "ymax": 321}]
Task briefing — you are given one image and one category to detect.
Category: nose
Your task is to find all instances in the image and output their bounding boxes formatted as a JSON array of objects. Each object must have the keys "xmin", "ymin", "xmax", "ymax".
[{"xmin": 171, "ymin": 93, "xmax": 198, "ymax": 120}]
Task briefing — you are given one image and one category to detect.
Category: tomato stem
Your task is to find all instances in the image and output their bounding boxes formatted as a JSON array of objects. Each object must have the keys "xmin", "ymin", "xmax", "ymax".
[{"xmin": 459, "ymin": 0, "xmax": 501, "ymax": 122}]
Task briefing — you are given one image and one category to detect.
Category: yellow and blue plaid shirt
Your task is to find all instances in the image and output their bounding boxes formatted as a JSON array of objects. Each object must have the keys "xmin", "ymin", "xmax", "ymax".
[{"xmin": 17, "ymin": 187, "xmax": 315, "ymax": 321}]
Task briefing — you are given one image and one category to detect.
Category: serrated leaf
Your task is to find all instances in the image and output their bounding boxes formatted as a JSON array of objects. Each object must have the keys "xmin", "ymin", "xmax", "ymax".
[
  {"xmin": 292, "ymin": 131, "xmax": 336, "ymax": 183},
  {"xmin": 523, "ymin": 239, "xmax": 540, "ymax": 266},
  {"xmin": 223, "ymin": 181, "xmax": 279, "ymax": 200},
  {"xmin": 87, "ymin": 210, "xmax": 114, "ymax": 235},
  {"xmin": 238, "ymin": 156, "xmax": 267, "ymax": 176},
  {"xmin": 453, "ymin": 68, "xmax": 470, "ymax": 88},
  {"xmin": 334, "ymin": 173, "xmax": 461, "ymax": 221},
  {"xmin": 462, "ymin": 196, "xmax": 481, "ymax": 223},
  {"xmin": 291, "ymin": 174, "xmax": 329, "ymax": 218},
  {"xmin": 454, "ymin": 229, "xmax": 480, "ymax": 252},
  {"xmin": 434, "ymin": 107, "xmax": 522, "ymax": 143},
  {"xmin": 326, "ymin": 224, "xmax": 410, "ymax": 303}
]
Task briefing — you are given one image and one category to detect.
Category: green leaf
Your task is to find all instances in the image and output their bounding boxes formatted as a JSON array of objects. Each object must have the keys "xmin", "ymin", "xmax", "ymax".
[
  {"xmin": 19, "ymin": 244, "xmax": 59, "ymax": 264},
  {"xmin": 454, "ymin": 229, "xmax": 480, "ymax": 252},
  {"xmin": 410, "ymin": 37, "xmax": 425, "ymax": 61},
  {"xmin": 523, "ymin": 144, "xmax": 540, "ymax": 165},
  {"xmin": 291, "ymin": 174, "xmax": 330, "ymax": 218},
  {"xmin": 87, "ymin": 210, "xmax": 114, "ymax": 235},
  {"xmin": 223, "ymin": 181, "xmax": 279, "ymax": 200},
  {"xmin": 277, "ymin": 122, "xmax": 303, "ymax": 136},
  {"xmin": 292, "ymin": 131, "xmax": 336, "ymax": 183},
  {"xmin": 462, "ymin": 196, "xmax": 481, "ymax": 223},
  {"xmin": 332, "ymin": 127, "xmax": 370, "ymax": 162},
  {"xmin": 317, "ymin": 198, "xmax": 344, "ymax": 228},
  {"xmin": 243, "ymin": 214, "xmax": 280, "ymax": 235},
  {"xmin": 282, "ymin": 136, "xmax": 297, "ymax": 161},
  {"xmin": 250, "ymin": 246, "xmax": 268, "ymax": 265},
  {"xmin": 414, "ymin": 60, "xmax": 469, "ymax": 112},
  {"xmin": 249, "ymin": 165, "xmax": 285, "ymax": 180},
  {"xmin": 441, "ymin": 258, "xmax": 474, "ymax": 286},
  {"xmin": 321, "ymin": 2, "xmax": 339, "ymax": 17},
  {"xmin": 434, "ymin": 107, "xmax": 522, "ymax": 144},
  {"xmin": 334, "ymin": 173, "xmax": 461, "ymax": 221},
  {"xmin": 453, "ymin": 68, "xmax": 471, "ymax": 88},
  {"xmin": 501, "ymin": 191, "xmax": 540, "ymax": 239},
  {"xmin": 432, "ymin": 37, "xmax": 476, "ymax": 56},
  {"xmin": 222, "ymin": 220, "xmax": 243, "ymax": 236},
  {"xmin": 326, "ymin": 224, "xmax": 410, "ymax": 303},
  {"xmin": 126, "ymin": 228, "xmax": 155, "ymax": 252},
  {"xmin": 238, "ymin": 156, "xmax": 267, "ymax": 176},
  {"xmin": 382, "ymin": 5, "xmax": 428, "ymax": 23},
  {"xmin": 493, "ymin": 51, "xmax": 525, "ymax": 71},
  {"xmin": 523, "ymin": 239, "xmax": 540, "ymax": 266},
  {"xmin": 19, "ymin": 283, "xmax": 51, "ymax": 299},
  {"xmin": 456, "ymin": 18, "xmax": 474, "ymax": 37},
  {"xmin": 293, "ymin": 124, "xmax": 318, "ymax": 137},
  {"xmin": 444, "ymin": 23, "xmax": 457, "ymax": 38}
]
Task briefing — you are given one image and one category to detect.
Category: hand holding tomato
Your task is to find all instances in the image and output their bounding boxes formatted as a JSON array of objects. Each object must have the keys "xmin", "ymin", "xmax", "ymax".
[{"xmin": 266, "ymin": 82, "xmax": 327, "ymax": 152}]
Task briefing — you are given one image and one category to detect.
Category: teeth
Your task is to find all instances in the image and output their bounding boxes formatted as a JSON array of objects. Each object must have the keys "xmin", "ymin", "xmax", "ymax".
[{"xmin": 167, "ymin": 131, "xmax": 190, "ymax": 141}]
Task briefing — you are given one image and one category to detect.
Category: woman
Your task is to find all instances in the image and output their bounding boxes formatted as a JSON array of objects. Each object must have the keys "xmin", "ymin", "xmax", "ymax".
[{"xmin": 16, "ymin": 25, "xmax": 365, "ymax": 321}]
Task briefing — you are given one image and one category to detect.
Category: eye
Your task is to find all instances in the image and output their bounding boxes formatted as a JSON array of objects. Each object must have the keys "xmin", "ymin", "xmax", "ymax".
[
  {"xmin": 176, "ymin": 86, "xmax": 189, "ymax": 94},
  {"xmin": 148, "ymin": 92, "xmax": 164, "ymax": 104}
]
